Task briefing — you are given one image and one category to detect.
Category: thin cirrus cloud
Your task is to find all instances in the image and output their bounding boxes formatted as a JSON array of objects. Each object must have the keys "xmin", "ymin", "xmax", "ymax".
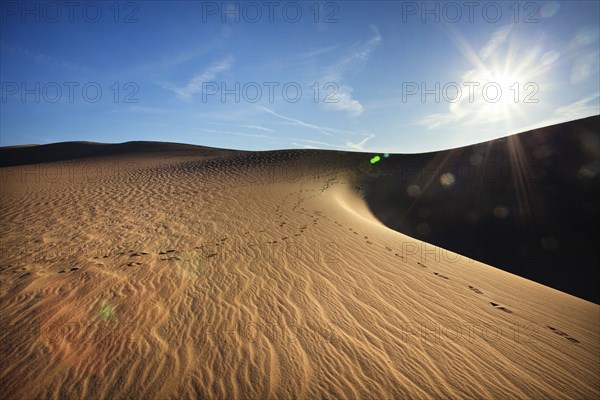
[
  {"xmin": 260, "ymin": 106, "xmax": 370, "ymax": 138},
  {"xmin": 478, "ymin": 25, "xmax": 512, "ymax": 61},
  {"xmin": 297, "ymin": 45, "xmax": 340, "ymax": 60},
  {"xmin": 317, "ymin": 25, "xmax": 382, "ymax": 117},
  {"xmin": 260, "ymin": 106, "xmax": 374, "ymax": 151},
  {"xmin": 206, "ymin": 122, "xmax": 274, "ymax": 133},
  {"xmin": 0, "ymin": 41, "xmax": 91, "ymax": 74},
  {"xmin": 552, "ymin": 92, "xmax": 600, "ymax": 120},
  {"xmin": 168, "ymin": 56, "xmax": 234, "ymax": 100},
  {"xmin": 514, "ymin": 92, "xmax": 600, "ymax": 134},
  {"xmin": 120, "ymin": 106, "xmax": 171, "ymax": 114}
]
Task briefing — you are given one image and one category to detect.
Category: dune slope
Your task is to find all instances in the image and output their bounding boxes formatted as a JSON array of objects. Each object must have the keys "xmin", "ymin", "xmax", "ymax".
[
  {"xmin": 0, "ymin": 140, "xmax": 598, "ymax": 399},
  {"xmin": 362, "ymin": 116, "xmax": 600, "ymax": 303}
]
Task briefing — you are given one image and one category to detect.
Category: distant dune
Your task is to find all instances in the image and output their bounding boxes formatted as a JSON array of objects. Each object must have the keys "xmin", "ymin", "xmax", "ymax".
[
  {"xmin": 0, "ymin": 141, "xmax": 242, "ymax": 167},
  {"xmin": 1, "ymin": 117, "xmax": 598, "ymax": 399}
]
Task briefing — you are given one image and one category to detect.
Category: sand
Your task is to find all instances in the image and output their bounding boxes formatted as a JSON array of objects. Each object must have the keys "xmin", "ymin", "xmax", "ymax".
[{"xmin": 1, "ymin": 137, "xmax": 599, "ymax": 399}]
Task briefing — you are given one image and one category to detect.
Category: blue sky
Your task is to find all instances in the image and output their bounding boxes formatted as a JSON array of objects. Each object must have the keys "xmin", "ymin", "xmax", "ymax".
[{"xmin": 1, "ymin": 1, "xmax": 599, "ymax": 152}]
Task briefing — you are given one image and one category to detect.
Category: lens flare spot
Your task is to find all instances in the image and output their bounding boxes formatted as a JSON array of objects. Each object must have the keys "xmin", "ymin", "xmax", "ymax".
[
  {"xmin": 407, "ymin": 184, "xmax": 421, "ymax": 197},
  {"xmin": 440, "ymin": 172, "xmax": 456, "ymax": 188},
  {"xmin": 470, "ymin": 154, "xmax": 483, "ymax": 166},
  {"xmin": 99, "ymin": 304, "xmax": 113, "ymax": 320},
  {"xmin": 540, "ymin": 1, "xmax": 560, "ymax": 18},
  {"xmin": 493, "ymin": 206, "xmax": 510, "ymax": 219},
  {"xmin": 577, "ymin": 162, "xmax": 600, "ymax": 180},
  {"xmin": 417, "ymin": 223, "xmax": 431, "ymax": 235},
  {"xmin": 370, "ymin": 156, "xmax": 381, "ymax": 164}
]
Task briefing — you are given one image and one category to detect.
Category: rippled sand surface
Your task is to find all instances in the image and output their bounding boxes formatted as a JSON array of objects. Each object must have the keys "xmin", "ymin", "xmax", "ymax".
[{"xmin": 1, "ymin": 145, "xmax": 598, "ymax": 399}]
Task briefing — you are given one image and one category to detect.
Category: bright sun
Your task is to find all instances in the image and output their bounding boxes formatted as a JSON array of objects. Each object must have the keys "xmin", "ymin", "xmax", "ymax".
[{"xmin": 476, "ymin": 69, "xmax": 525, "ymax": 120}]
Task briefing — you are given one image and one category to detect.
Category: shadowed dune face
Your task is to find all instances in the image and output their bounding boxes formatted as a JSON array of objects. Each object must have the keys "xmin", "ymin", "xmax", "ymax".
[
  {"xmin": 0, "ymin": 118, "xmax": 599, "ymax": 399},
  {"xmin": 361, "ymin": 116, "xmax": 600, "ymax": 303}
]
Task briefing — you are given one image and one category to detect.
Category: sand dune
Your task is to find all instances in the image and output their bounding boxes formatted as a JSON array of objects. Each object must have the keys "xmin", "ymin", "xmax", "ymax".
[
  {"xmin": 1, "ymin": 121, "xmax": 599, "ymax": 398},
  {"xmin": 363, "ymin": 115, "xmax": 600, "ymax": 303}
]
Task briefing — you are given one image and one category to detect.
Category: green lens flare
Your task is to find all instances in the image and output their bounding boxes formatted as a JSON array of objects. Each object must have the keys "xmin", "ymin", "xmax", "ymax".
[
  {"xmin": 370, "ymin": 156, "xmax": 381, "ymax": 164},
  {"xmin": 99, "ymin": 304, "xmax": 113, "ymax": 319}
]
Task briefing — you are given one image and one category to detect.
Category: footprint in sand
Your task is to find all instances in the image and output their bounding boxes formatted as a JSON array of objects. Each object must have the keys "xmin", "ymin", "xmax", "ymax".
[
  {"xmin": 490, "ymin": 302, "xmax": 513, "ymax": 314},
  {"xmin": 469, "ymin": 285, "xmax": 483, "ymax": 294},
  {"xmin": 127, "ymin": 262, "xmax": 142, "ymax": 267},
  {"xmin": 547, "ymin": 326, "xmax": 580, "ymax": 343}
]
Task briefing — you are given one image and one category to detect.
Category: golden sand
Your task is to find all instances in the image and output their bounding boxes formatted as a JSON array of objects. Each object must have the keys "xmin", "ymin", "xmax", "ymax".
[{"xmin": 1, "ymin": 145, "xmax": 598, "ymax": 399}]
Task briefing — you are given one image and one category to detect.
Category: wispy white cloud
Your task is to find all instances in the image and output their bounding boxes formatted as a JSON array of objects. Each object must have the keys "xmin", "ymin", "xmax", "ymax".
[
  {"xmin": 291, "ymin": 142, "xmax": 319, "ymax": 149},
  {"xmin": 297, "ymin": 45, "xmax": 339, "ymax": 60},
  {"xmin": 479, "ymin": 25, "xmax": 512, "ymax": 60},
  {"xmin": 115, "ymin": 106, "xmax": 171, "ymax": 114},
  {"xmin": 260, "ymin": 106, "xmax": 375, "ymax": 151},
  {"xmin": 318, "ymin": 25, "xmax": 382, "ymax": 117},
  {"xmin": 289, "ymin": 138, "xmax": 350, "ymax": 151},
  {"xmin": 260, "ymin": 106, "xmax": 334, "ymax": 137},
  {"xmin": 345, "ymin": 134, "xmax": 375, "ymax": 151},
  {"xmin": 169, "ymin": 56, "xmax": 233, "ymax": 100},
  {"xmin": 0, "ymin": 41, "xmax": 91, "ymax": 73},
  {"xmin": 553, "ymin": 92, "xmax": 600, "ymax": 119},
  {"xmin": 505, "ymin": 93, "xmax": 599, "ymax": 135},
  {"xmin": 260, "ymin": 106, "xmax": 370, "ymax": 138},
  {"xmin": 207, "ymin": 121, "xmax": 274, "ymax": 133},
  {"xmin": 200, "ymin": 128, "xmax": 273, "ymax": 140},
  {"xmin": 570, "ymin": 50, "xmax": 599, "ymax": 84},
  {"xmin": 290, "ymin": 135, "xmax": 374, "ymax": 152}
]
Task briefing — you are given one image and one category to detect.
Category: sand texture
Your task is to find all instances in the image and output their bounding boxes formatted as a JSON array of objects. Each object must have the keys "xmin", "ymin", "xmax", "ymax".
[{"xmin": 1, "ymin": 128, "xmax": 599, "ymax": 399}]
